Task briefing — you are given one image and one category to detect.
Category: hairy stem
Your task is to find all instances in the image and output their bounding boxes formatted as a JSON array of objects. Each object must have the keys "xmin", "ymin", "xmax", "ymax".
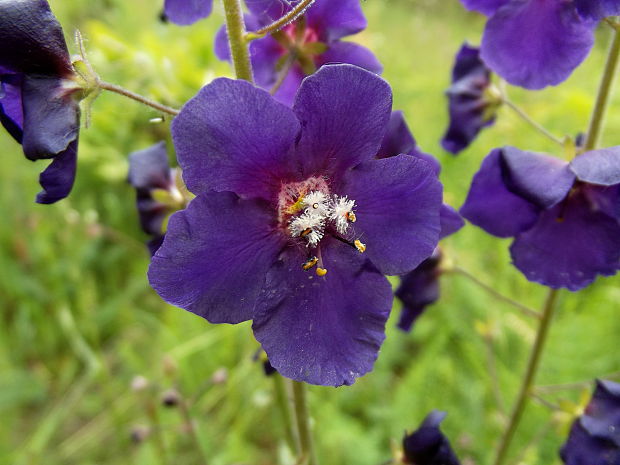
[
  {"xmin": 492, "ymin": 289, "xmax": 559, "ymax": 465},
  {"xmin": 585, "ymin": 26, "xmax": 620, "ymax": 151},
  {"xmin": 502, "ymin": 98, "xmax": 564, "ymax": 146},
  {"xmin": 274, "ymin": 374, "xmax": 299, "ymax": 453},
  {"xmin": 292, "ymin": 381, "xmax": 318, "ymax": 465},
  {"xmin": 252, "ymin": 0, "xmax": 316, "ymax": 37},
  {"xmin": 98, "ymin": 81, "xmax": 180, "ymax": 116},
  {"xmin": 222, "ymin": 0, "xmax": 254, "ymax": 82}
]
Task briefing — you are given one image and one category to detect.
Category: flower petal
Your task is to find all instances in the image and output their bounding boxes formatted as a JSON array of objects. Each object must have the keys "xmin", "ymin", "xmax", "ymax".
[
  {"xmin": 36, "ymin": 139, "xmax": 77, "ymax": 204},
  {"xmin": 306, "ymin": 0, "xmax": 367, "ymax": 42},
  {"xmin": 0, "ymin": 76, "xmax": 24, "ymax": 142},
  {"xmin": 293, "ymin": 64, "xmax": 392, "ymax": 178},
  {"xmin": 0, "ymin": 0, "xmax": 72, "ymax": 76},
  {"xmin": 339, "ymin": 155, "xmax": 442, "ymax": 275},
  {"xmin": 570, "ymin": 146, "xmax": 620, "ymax": 186},
  {"xmin": 316, "ymin": 41, "xmax": 383, "ymax": 75},
  {"xmin": 252, "ymin": 239, "xmax": 392, "ymax": 386},
  {"xmin": 574, "ymin": 0, "xmax": 620, "ymax": 20},
  {"xmin": 164, "ymin": 0, "xmax": 213, "ymax": 25},
  {"xmin": 128, "ymin": 142, "xmax": 172, "ymax": 190},
  {"xmin": 510, "ymin": 191, "xmax": 620, "ymax": 291},
  {"xmin": 460, "ymin": 149, "xmax": 540, "ymax": 238},
  {"xmin": 377, "ymin": 111, "xmax": 417, "ymax": 159},
  {"xmin": 502, "ymin": 146, "xmax": 575, "ymax": 209},
  {"xmin": 460, "ymin": 0, "xmax": 510, "ymax": 15},
  {"xmin": 481, "ymin": 0, "xmax": 595, "ymax": 89},
  {"xmin": 440, "ymin": 204, "xmax": 465, "ymax": 239},
  {"xmin": 403, "ymin": 411, "xmax": 461, "ymax": 465},
  {"xmin": 148, "ymin": 192, "xmax": 287, "ymax": 324},
  {"xmin": 172, "ymin": 78, "xmax": 301, "ymax": 199},
  {"xmin": 271, "ymin": 64, "xmax": 305, "ymax": 107}
]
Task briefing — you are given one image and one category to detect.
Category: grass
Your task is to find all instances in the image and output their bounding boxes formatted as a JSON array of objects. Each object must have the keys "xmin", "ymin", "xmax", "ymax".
[{"xmin": 1, "ymin": 0, "xmax": 619, "ymax": 464}]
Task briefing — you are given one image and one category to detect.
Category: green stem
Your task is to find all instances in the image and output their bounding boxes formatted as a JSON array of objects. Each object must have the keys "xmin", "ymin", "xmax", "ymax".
[
  {"xmin": 252, "ymin": 0, "xmax": 316, "ymax": 37},
  {"xmin": 502, "ymin": 98, "xmax": 564, "ymax": 146},
  {"xmin": 98, "ymin": 81, "xmax": 180, "ymax": 116},
  {"xmin": 274, "ymin": 374, "xmax": 299, "ymax": 453},
  {"xmin": 292, "ymin": 381, "xmax": 318, "ymax": 465},
  {"xmin": 221, "ymin": 0, "xmax": 254, "ymax": 82},
  {"xmin": 585, "ymin": 26, "xmax": 620, "ymax": 151},
  {"xmin": 492, "ymin": 289, "xmax": 559, "ymax": 465},
  {"xmin": 178, "ymin": 398, "xmax": 210, "ymax": 465}
]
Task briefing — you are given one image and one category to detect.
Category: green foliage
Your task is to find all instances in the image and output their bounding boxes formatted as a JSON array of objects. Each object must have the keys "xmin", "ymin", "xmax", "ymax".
[{"xmin": 0, "ymin": 0, "xmax": 619, "ymax": 464}]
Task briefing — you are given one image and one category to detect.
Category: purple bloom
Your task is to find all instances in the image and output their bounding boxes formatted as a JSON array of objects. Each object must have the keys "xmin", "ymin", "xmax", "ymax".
[
  {"xmin": 461, "ymin": 146, "xmax": 620, "ymax": 291},
  {"xmin": 128, "ymin": 142, "xmax": 187, "ymax": 255},
  {"xmin": 560, "ymin": 380, "xmax": 620, "ymax": 465},
  {"xmin": 461, "ymin": 0, "xmax": 607, "ymax": 89},
  {"xmin": 215, "ymin": 0, "xmax": 382, "ymax": 106},
  {"xmin": 441, "ymin": 43, "xmax": 499, "ymax": 154},
  {"xmin": 163, "ymin": 0, "xmax": 212, "ymax": 25},
  {"xmin": 0, "ymin": 0, "xmax": 81, "ymax": 203},
  {"xmin": 402, "ymin": 411, "xmax": 461, "ymax": 465},
  {"xmin": 148, "ymin": 65, "xmax": 443, "ymax": 386},
  {"xmin": 376, "ymin": 111, "xmax": 464, "ymax": 331}
]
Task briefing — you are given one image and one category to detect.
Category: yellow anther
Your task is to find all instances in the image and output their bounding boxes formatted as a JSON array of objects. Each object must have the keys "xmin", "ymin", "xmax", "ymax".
[
  {"xmin": 354, "ymin": 240, "xmax": 366, "ymax": 253},
  {"xmin": 302, "ymin": 256, "xmax": 319, "ymax": 271},
  {"xmin": 286, "ymin": 195, "xmax": 306, "ymax": 215},
  {"xmin": 346, "ymin": 211, "xmax": 357, "ymax": 223},
  {"xmin": 316, "ymin": 267, "xmax": 328, "ymax": 277}
]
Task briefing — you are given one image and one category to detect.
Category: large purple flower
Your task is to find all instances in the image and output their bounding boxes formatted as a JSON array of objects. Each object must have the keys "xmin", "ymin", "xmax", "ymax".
[
  {"xmin": 377, "ymin": 111, "xmax": 464, "ymax": 331},
  {"xmin": 163, "ymin": 0, "xmax": 212, "ymax": 25},
  {"xmin": 441, "ymin": 43, "xmax": 499, "ymax": 154},
  {"xmin": 460, "ymin": 0, "xmax": 620, "ymax": 89},
  {"xmin": 402, "ymin": 411, "xmax": 461, "ymax": 465},
  {"xmin": 148, "ymin": 65, "xmax": 443, "ymax": 386},
  {"xmin": 461, "ymin": 146, "xmax": 620, "ymax": 291},
  {"xmin": 128, "ymin": 142, "xmax": 187, "ymax": 255},
  {"xmin": 0, "ymin": 0, "xmax": 81, "ymax": 203},
  {"xmin": 560, "ymin": 380, "xmax": 620, "ymax": 465},
  {"xmin": 215, "ymin": 0, "xmax": 382, "ymax": 106}
]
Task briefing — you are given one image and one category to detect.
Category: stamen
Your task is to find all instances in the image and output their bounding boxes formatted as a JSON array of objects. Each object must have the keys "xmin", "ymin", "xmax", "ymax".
[
  {"xmin": 316, "ymin": 267, "xmax": 328, "ymax": 277},
  {"xmin": 331, "ymin": 196, "xmax": 356, "ymax": 234},
  {"xmin": 354, "ymin": 240, "xmax": 366, "ymax": 253},
  {"xmin": 302, "ymin": 256, "xmax": 318, "ymax": 271}
]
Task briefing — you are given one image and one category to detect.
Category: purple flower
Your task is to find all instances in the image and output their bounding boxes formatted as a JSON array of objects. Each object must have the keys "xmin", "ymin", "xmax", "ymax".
[
  {"xmin": 376, "ymin": 111, "xmax": 464, "ymax": 331},
  {"xmin": 460, "ymin": 0, "xmax": 617, "ymax": 89},
  {"xmin": 148, "ymin": 65, "xmax": 443, "ymax": 386},
  {"xmin": 215, "ymin": 0, "xmax": 382, "ymax": 106},
  {"xmin": 461, "ymin": 146, "xmax": 620, "ymax": 291},
  {"xmin": 163, "ymin": 0, "xmax": 212, "ymax": 26},
  {"xmin": 128, "ymin": 142, "xmax": 187, "ymax": 255},
  {"xmin": 441, "ymin": 43, "xmax": 499, "ymax": 154},
  {"xmin": 0, "ymin": 0, "xmax": 81, "ymax": 203},
  {"xmin": 402, "ymin": 411, "xmax": 461, "ymax": 465},
  {"xmin": 560, "ymin": 380, "xmax": 620, "ymax": 465}
]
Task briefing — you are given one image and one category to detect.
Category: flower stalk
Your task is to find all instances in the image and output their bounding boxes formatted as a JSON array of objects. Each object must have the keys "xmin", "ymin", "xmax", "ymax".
[
  {"xmin": 98, "ymin": 81, "xmax": 180, "ymax": 116},
  {"xmin": 221, "ymin": 0, "xmax": 254, "ymax": 82},
  {"xmin": 274, "ymin": 374, "xmax": 299, "ymax": 454},
  {"xmin": 492, "ymin": 288, "xmax": 559, "ymax": 465},
  {"xmin": 292, "ymin": 381, "xmax": 318, "ymax": 465},
  {"xmin": 501, "ymin": 97, "xmax": 564, "ymax": 146}
]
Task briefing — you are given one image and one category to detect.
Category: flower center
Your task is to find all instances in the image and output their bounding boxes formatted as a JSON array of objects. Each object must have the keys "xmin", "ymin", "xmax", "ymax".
[{"xmin": 278, "ymin": 177, "xmax": 366, "ymax": 276}]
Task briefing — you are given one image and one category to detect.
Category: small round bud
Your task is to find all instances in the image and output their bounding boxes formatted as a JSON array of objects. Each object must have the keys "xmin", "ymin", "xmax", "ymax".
[
  {"xmin": 161, "ymin": 388, "xmax": 181, "ymax": 407},
  {"xmin": 130, "ymin": 375, "xmax": 149, "ymax": 392},
  {"xmin": 211, "ymin": 367, "xmax": 228, "ymax": 385},
  {"xmin": 130, "ymin": 425, "xmax": 150, "ymax": 444}
]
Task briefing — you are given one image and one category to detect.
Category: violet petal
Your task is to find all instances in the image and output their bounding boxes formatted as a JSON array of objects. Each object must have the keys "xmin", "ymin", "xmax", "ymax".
[{"xmin": 570, "ymin": 147, "xmax": 620, "ymax": 186}]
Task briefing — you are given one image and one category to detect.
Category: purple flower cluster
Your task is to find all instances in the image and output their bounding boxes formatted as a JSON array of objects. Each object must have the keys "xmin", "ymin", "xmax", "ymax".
[
  {"xmin": 461, "ymin": 146, "xmax": 620, "ymax": 291},
  {"xmin": 148, "ymin": 65, "xmax": 443, "ymax": 386},
  {"xmin": 461, "ymin": 0, "xmax": 620, "ymax": 89},
  {"xmin": 560, "ymin": 380, "xmax": 620, "ymax": 465},
  {"xmin": 216, "ymin": 0, "xmax": 382, "ymax": 105},
  {"xmin": 0, "ymin": 0, "xmax": 81, "ymax": 203}
]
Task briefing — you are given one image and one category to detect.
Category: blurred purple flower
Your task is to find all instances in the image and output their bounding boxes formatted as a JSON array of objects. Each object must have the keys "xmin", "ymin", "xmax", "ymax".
[
  {"xmin": 0, "ymin": 0, "xmax": 81, "ymax": 203},
  {"xmin": 376, "ymin": 111, "xmax": 464, "ymax": 331},
  {"xmin": 148, "ymin": 65, "xmax": 443, "ymax": 386},
  {"xmin": 402, "ymin": 411, "xmax": 461, "ymax": 465},
  {"xmin": 461, "ymin": 146, "xmax": 620, "ymax": 291},
  {"xmin": 441, "ymin": 43, "xmax": 499, "ymax": 154},
  {"xmin": 163, "ymin": 0, "xmax": 212, "ymax": 25},
  {"xmin": 215, "ymin": 0, "xmax": 382, "ymax": 106},
  {"xmin": 128, "ymin": 142, "xmax": 186, "ymax": 255},
  {"xmin": 560, "ymin": 379, "xmax": 620, "ymax": 465},
  {"xmin": 460, "ymin": 0, "xmax": 620, "ymax": 89}
]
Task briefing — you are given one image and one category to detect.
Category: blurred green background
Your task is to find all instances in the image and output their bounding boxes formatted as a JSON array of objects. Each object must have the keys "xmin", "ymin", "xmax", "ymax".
[{"xmin": 1, "ymin": 0, "xmax": 619, "ymax": 464}]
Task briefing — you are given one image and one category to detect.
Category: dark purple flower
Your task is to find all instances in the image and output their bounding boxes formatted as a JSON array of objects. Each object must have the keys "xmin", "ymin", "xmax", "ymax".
[
  {"xmin": 148, "ymin": 65, "xmax": 443, "ymax": 386},
  {"xmin": 460, "ymin": 0, "xmax": 604, "ymax": 89},
  {"xmin": 128, "ymin": 142, "xmax": 187, "ymax": 255},
  {"xmin": 376, "ymin": 111, "xmax": 463, "ymax": 331},
  {"xmin": 402, "ymin": 411, "xmax": 461, "ymax": 465},
  {"xmin": 0, "ymin": 0, "xmax": 81, "ymax": 203},
  {"xmin": 441, "ymin": 43, "xmax": 499, "ymax": 154},
  {"xmin": 560, "ymin": 379, "xmax": 620, "ymax": 465},
  {"xmin": 461, "ymin": 146, "xmax": 620, "ymax": 291},
  {"xmin": 163, "ymin": 0, "xmax": 212, "ymax": 25},
  {"xmin": 215, "ymin": 0, "xmax": 382, "ymax": 106}
]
